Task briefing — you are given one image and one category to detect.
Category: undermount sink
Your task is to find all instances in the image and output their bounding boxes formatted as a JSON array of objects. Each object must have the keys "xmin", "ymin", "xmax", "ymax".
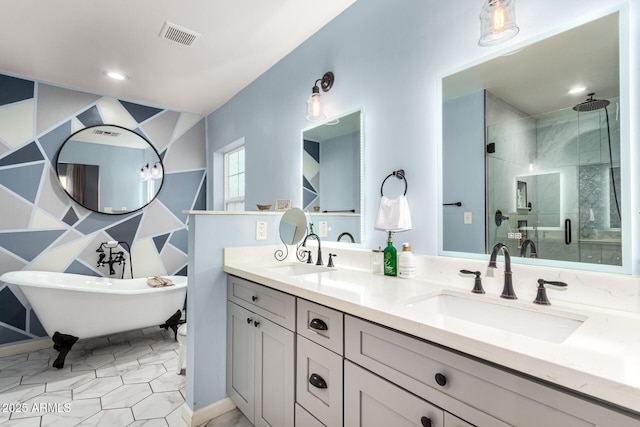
[
  {"xmin": 403, "ymin": 292, "xmax": 587, "ymax": 343},
  {"xmin": 264, "ymin": 263, "xmax": 330, "ymax": 276}
]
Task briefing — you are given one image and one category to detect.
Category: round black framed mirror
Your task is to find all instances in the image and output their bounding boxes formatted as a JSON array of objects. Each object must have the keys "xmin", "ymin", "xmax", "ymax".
[{"xmin": 55, "ymin": 124, "xmax": 164, "ymax": 214}]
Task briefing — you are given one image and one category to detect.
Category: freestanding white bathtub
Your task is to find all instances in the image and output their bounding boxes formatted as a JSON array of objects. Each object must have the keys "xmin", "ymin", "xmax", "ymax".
[{"xmin": 0, "ymin": 271, "xmax": 187, "ymax": 340}]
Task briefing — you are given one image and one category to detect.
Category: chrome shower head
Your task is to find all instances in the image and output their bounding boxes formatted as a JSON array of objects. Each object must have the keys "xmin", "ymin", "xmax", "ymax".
[{"xmin": 573, "ymin": 93, "xmax": 610, "ymax": 112}]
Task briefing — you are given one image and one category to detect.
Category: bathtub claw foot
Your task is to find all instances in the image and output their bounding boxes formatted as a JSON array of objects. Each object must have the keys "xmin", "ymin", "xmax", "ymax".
[
  {"xmin": 52, "ymin": 331, "xmax": 78, "ymax": 369},
  {"xmin": 160, "ymin": 310, "xmax": 182, "ymax": 341}
]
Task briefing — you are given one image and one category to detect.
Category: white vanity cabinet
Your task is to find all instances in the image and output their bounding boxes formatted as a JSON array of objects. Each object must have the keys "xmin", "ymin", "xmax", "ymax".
[
  {"xmin": 345, "ymin": 315, "xmax": 638, "ymax": 427},
  {"xmin": 295, "ymin": 299, "xmax": 344, "ymax": 427},
  {"xmin": 226, "ymin": 276, "xmax": 295, "ymax": 427}
]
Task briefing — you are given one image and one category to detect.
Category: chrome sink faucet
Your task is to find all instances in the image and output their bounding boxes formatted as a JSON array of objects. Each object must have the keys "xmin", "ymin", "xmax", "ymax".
[
  {"xmin": 488, "ymin": 243, "xmax": 516, "ymax": 299},
  {"xmin": 302, "ymin": 224, "xmax": 323, "ymax": 266}
]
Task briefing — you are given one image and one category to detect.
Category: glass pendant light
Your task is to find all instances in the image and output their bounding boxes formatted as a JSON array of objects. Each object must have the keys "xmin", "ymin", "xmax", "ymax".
[{"xmin": 478, "ymin": 0, "xmax": 520, "ymax": 47}]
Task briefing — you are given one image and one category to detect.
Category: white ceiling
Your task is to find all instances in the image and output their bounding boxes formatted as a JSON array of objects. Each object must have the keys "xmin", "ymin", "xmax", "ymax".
[
  {"xmin": 0, "ymin": 0, "xmax": 357, "ymax": 116},
  {"xmin": 443, "ymin": 12, "xmax": 619, "ymax": 117}
]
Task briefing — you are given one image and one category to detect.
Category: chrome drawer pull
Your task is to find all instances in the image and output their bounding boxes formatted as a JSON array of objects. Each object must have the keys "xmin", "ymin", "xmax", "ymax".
[
  {"xmin": 309, "ymin": 318, "xmax": 328, "ymax": 331},
  {"xmin": 309, "ymin": 373, "xmax": 328, "ymax": 389}
]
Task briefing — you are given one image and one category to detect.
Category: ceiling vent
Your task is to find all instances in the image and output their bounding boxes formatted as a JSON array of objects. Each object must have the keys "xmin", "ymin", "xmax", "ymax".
[
  {"xmin": 159, "ymin": 21, "xmax": 201, "ymax": 47},
  {"xmin": 93, "ymin": 129, "xmax": 120, "ymax": 137}
]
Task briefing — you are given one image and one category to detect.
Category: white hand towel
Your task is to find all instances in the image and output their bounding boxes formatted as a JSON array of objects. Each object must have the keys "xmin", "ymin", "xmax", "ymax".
[{"xmin": 375, "ymin": 195, "xmax": 412, "ymax": 232}]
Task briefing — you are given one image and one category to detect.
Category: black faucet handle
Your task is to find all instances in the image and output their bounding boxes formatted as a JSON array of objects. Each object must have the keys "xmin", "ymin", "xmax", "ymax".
[
  {"xmin": 306, "ymin": 250, "xmax": 313, "ymax": 264},
  {"xmin": 538, "ymin": 279, "xmax": 568, "ymax": 288},
  {"xmin": 328, "ymin": 253, "xmax": 337, "ymax": 268},
  {"xmin": 534, "ymin": 279, "xmax": 568, "ymax": 305},
  {"xmin": 460, "ymin": 270, "xmax": 485, "ymax": 294}
]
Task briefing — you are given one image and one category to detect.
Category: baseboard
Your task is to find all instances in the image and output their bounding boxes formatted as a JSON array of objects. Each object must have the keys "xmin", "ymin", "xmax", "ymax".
[
  {"xmin": 0, "ymin": 337, "xmax": 50, "ymax": 357},
  {"xmin": 182, "ymin": 397, "xmax": 236, "ymax": 427}
]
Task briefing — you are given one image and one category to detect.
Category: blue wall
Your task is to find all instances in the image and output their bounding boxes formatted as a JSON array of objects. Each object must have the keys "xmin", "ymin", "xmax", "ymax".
[
  {"xmin": 195, "ymin": 0, "xmax": 640, "ymax": 415},
  {"xmin": 206, "ymin": 0, "xmax": 640, "ymax": 271},
  {"xmin": 0, "ymin": 73, "xmax": 207, "ymax": 346},
  {"xmin": 442, "ymin": 90, "xmax": 486, "ymax": 254}
]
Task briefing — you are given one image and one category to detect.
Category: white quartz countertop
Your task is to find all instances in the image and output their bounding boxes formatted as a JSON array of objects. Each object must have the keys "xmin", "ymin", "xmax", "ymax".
[{"xmin": 223, "ymin": 246, "xmax": 640, "ymax": 416}]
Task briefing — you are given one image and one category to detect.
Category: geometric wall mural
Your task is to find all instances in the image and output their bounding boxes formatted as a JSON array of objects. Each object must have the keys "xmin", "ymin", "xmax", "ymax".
[
  {"xmin": 0, "ymin": 73, "xmax": 206, "ymax": 346},
  {"xmin": 303, "ymin": 139, "xmax": 320, "ymax": 210}
]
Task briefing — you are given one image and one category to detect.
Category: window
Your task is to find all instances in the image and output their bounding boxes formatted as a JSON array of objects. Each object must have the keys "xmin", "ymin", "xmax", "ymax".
[{"xmin": 224, "ymin": 146, "xmax": 245, "ymax": 211}]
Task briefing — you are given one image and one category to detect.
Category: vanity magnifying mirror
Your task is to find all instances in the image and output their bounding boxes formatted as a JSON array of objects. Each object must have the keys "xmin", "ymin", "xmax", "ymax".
[
  {"xmin": 56, "ymin": 125, "xmax": 163, "ymax": 214},
  {"xmin": 302, "ymin": 109, "xmax": 363, "ymax": 243},
  {"xmin": 440, "ymin": 10, "xmax": 629, "ymax": 273}
]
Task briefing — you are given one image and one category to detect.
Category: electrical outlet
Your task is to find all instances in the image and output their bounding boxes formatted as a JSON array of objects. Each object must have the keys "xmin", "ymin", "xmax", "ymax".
[
  {"xmin": 514, "ymin": 232, "xmax": 522, "ymax": 239},
  {"xmin": 508, "ymin": 232, "xmax": 515, "ymax": 239},
  {"xmin": 256, "ymin": 221, "xmax": 267, "ymax": 240},
  {"xmin": 319, "ymin": 221, "xmax": 328, "ymax": 238},
  {"xmin": 463, "ymin": 212, "xmax": 472, "ymax": 224}
]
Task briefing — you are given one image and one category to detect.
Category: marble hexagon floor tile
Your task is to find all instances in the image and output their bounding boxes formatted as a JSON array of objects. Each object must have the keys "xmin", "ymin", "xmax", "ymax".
[
  {"xmin": 101, "ymin": 383, "xmax": 153, "ymax": 409},
  {"xmin": 0, "ymin": 327, "xmax": 246, "ymax": 426},
  {"xmin": 69, "ymin": 353, "xmax": 116, "ymax": 371},
  {"xmin": 122, "ymin": 363, "xmax": 166, "ymax": 384},
  {"xmin": 132, "ymin": 390, "xmax": 184, "ymax": 420},
  {"xmin": 40, "ymin": 398, "xmax": 102, "ymax": 426},
  {"xmin": 71, "ymin": 376, "xmax": 123, "ymax": 400},
  {"xmin": 95, "ymin": 359, "xmax": 141, "ymax": 378},
  {"xmin": 76, "ymin": 408, "xmax": 135, "ymax": 426},
  {"xmin": 150, "ymin": 371, "xmax": 185, "ymax": 393}
]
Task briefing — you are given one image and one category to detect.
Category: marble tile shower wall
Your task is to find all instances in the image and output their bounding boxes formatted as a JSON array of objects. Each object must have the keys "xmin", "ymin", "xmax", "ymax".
[
  {"xmin": 485, "ymin": 91, "xmax": 537, "ymax": 255},
  {"xmin": 536, "ymin": 99, "xmax": 622, "ymax": 265},
  {"xmin": 0, "ymin": 73, "xmax": 207, "ymax": 346}
]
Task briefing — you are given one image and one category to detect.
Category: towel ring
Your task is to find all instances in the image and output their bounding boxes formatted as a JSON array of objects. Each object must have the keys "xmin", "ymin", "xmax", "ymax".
[{"xmin": 380, "ymin": 169, "xmax": 408, "ymax": 197}]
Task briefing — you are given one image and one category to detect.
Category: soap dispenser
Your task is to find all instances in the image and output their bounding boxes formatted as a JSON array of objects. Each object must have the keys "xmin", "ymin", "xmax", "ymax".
[
  {"xmin": 398, "ymin": 242, "xmax": 416, "ymax": 279},
  {"xmin": 383, "ymin": 231, "xmax": 397, "ymax": 277}
]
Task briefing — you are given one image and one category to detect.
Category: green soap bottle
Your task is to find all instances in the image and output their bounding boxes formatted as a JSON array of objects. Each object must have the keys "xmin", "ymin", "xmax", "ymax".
[{"xmin": 383, "ymin": 232, "xmax": 397, "ymax": 277}]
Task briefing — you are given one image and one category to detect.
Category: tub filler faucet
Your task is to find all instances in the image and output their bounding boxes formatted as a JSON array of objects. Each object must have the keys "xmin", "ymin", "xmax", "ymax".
[{"xmin": 97, "ymin": 241, "xmax": 126, "ymax": 276}]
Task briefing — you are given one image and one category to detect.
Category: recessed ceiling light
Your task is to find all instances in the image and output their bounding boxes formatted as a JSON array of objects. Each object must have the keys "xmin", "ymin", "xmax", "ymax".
[
  {"xmin": 106, "ymin": 71, "xmax": 128, "ymax": 81},
  {"xmin": 569, "ymin": 86, "xmax": 586, "ymax": 95}
]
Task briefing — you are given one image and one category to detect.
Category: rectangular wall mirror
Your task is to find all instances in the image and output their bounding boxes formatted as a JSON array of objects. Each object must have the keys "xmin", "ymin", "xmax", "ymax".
[
  {"xmin": 441, "ymin": 10, "xmax": 627, "ymax": 272},
  {"xmin": 302, "ymin": 109, "xmax": 363, "ymax": 243}
]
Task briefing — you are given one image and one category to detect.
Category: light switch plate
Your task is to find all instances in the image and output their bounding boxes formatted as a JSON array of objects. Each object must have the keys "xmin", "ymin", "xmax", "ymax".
[
  {"xmin": 256, "ymin": 221, "xmax": 267, "ymax": 240},
  {"xmin": 463, "ymin": 212, "xmax": 472, "ymax": 224},
  {"xmin": 319, "ymin": 221, "xmax": 328, "ymax": 238}
]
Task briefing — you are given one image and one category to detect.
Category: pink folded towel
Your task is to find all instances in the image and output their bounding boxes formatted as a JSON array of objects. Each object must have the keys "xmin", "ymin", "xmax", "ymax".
[{"xmin": 147, "ymin": 276, "xmax": 174, "ymax": 288}]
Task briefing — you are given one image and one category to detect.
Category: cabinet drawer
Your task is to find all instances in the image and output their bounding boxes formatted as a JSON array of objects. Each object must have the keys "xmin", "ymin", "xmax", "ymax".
[
  {"xmin": 345, "ymin": 315, "xmax": 635, "ymax": 427},
  {"xmin": 296, "ymin": 298, "xmax": 344, "ymax": 355},
  {"xmin": 296, "ymin": 336, "xmax": 343, "ymax": 427},
  {"xmin": 344, "ymin": 360, "xmax": 443, "ymax": 427},
  {"xmin": 295, "ymin": 403, "xmax": 325, "ymax": 427},
  {"xmin": 228, "ymin": 275, "xmax": 295, "ymax": 330},
  {"xmin": 445, "ymin": 412, "xmax": 476, "ymax": 427}
]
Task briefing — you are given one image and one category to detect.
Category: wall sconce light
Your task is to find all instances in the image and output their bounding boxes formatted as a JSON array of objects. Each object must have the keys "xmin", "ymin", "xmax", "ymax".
[
  {"xmin": 140, "ymin": 162, "xmax": 162, "ymax": 180},
  {"xmin": 478, "ymin": 0, "xmax": 520, "ymax": 47},
  {"xmin": 151, "ymin": 162, "xmax": 162, "ymax": 178},
  {"xmin": 140, "ymin": 163, "xmax": 149, "ymax": 179},
  {"xmin": 306, "ymin": 71, "xmax": 334, "ymax": 121}
]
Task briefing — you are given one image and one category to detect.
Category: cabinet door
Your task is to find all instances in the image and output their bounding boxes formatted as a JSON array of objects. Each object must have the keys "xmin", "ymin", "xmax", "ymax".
[
  {"xmin": 254, "ymin": 313, "xmax": 295, "ymax": 427},
  {"xmin": 345, "ymin": 361, "xmax": 444, "ymax": 427},
  {"xmin": 227, "ymin": 302, "xmax": 255, "ymax": 422}
]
